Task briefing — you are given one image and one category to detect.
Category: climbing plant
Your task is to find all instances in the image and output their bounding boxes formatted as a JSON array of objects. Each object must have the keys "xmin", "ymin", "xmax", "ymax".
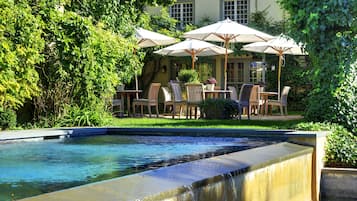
[
  {"xmin": 31, "ymin": 2, "xmax": 141, "ymax": 125},
  {"xmin": 279, "ymin": 0, "xmax": 357, "ymax": 133}
]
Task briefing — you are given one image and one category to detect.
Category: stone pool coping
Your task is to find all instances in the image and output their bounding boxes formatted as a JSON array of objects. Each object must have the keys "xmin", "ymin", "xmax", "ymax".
[
  {"xmin": 20, "ymin": 142, "xmax": 313, "ymax": 201},
  {"xmin": 0, "ymin": 127, "xmax": 328, "ymax": 142}
]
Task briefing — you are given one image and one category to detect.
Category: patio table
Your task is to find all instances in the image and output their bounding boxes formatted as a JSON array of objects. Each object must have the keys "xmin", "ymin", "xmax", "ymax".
[
  {"xmin": 116, "ymin": 90, "xmax": 142, "ymax": 116},
  {"xmin": 260, "ymin": 91, "xmax": 278, "ymax": 115},
  {"xmin": 204, "ymin": 89, "xmax": 232, "ymax": 99}
]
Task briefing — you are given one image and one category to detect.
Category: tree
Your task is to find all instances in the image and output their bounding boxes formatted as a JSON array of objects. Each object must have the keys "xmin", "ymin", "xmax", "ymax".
[{"xmin": 67, "ymin": 0, "xmax": 175, "ymax": 34}]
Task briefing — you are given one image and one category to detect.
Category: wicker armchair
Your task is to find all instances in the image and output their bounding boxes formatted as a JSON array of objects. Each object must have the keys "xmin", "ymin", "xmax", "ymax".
[
  {"xmin": 133, "ymin": 83, "xmax": 161, "ymax": 117},
  {"xmin": 169, "ymin": 82, "xmax": 186, "ymax": 119},
  {"xmin": 267, "ymin": 86, "xmax": 291, "ymax": 115},
  {"xmin": 185, "ymin": 83, "xmax": 205, "ymax": 119}
]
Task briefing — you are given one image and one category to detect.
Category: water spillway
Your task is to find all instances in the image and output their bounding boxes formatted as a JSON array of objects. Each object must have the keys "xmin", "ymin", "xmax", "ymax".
[{"xmin": 21, "ymin": 142, "xmax": 313, "ymax": 201}]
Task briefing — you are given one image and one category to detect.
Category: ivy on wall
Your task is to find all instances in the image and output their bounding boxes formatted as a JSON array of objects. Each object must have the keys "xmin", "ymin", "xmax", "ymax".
[{"xmin": 279, "ymin": 0, "xmax": 357, "ymax": 133}]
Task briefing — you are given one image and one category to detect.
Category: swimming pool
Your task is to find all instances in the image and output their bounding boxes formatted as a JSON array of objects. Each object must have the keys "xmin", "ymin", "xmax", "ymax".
[{"xmin": 0, "ymin": 135, "xmax": 278, "ymax": 200}]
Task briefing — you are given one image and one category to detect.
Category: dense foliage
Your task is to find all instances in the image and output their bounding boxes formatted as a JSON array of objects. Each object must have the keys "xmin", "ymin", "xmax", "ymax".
[
  {"xmin": 279, "ymin": 0, "xmax": 357, "ymax": 133},
  {"xmin": 0, "ymin": 1, "xmax": 44, "ymax": 110},
  {"xmin": 67, "ymin": 0, "xmax": 175, "ymax": 35},
  {"xmin": 34, "ymin": 6, "xmax": 139, "ymax": 125},
  {"xmin": 0, "ymin": 108, "xmax": 16, "ymax": 130},
  {"xmin": 0, "ymin": 0, "xmax": 175, "ymax": 127}
]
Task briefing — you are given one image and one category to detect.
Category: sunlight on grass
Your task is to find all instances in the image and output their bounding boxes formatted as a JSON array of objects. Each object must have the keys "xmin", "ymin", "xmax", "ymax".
[{"xmin": 109, "ymin": 117, "xmax": 305, "ymax": 130}]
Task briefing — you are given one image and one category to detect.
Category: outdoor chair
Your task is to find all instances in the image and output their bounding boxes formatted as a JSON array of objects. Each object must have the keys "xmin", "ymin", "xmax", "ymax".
[
  {"xmin": 267, "ymin": 86, "xmax": 291, "ymax": 115},
  {"xmin": 111, "ymin": 85, "xmax": 124, "ymax": 116},
  {"xmin": 111, "ymin": 98, "xmax": 123, "ymax": 117},
  {"xmin": 161, "ymin": 87, "xmax": 173, "ymax": 114},
  {"xmin": 169, "ymin": 82, "xmax": 186, "ymax": 119},
  {"xmin": 229, "ymin": 84, "xmax": 253, "ymax": 120},
  {"xmin": 133, "ymin": 83, "xmax": 161, "ymax": 117},
  {"xmin": 249, "ymin": 85, "xmax": 264, "ymax": 115},
  {"xmin": 185, "ymin": 83, "xmax": 205, "ymax": 119}
]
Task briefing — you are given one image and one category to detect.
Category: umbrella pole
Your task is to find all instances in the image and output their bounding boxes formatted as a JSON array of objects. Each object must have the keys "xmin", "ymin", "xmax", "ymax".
[
  {"xmin": 224, "ymin": 41, "xmax": 228, "ymax": 90},
  {"xmin": 278, "ymin": 52, "xmax": 283, "ymax": 101},
  {"xmin": 134, "ymin": 48, "xmax": 139, "ymax": 99},
  {"xmin": 191, "ymin": 52, "xmax": 195, "ymax": 69},
  {"xmin": 135, "ymin": 72, "xmax": 139, "ymax": 99}
]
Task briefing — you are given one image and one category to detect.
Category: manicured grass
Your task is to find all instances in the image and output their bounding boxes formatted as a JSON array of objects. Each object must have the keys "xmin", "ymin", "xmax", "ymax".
[{"xmin": 110, "ymin": 117, "xmax": 306, "ymax": 130}]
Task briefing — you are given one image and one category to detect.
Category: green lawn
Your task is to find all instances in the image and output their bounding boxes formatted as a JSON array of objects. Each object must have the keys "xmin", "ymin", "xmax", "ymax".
[{"xmin": 110, "ymin": 117, "xmax": 306, "ymax": 130}]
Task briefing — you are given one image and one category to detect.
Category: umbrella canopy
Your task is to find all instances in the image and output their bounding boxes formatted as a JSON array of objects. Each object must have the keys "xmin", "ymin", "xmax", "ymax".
[
  {"xmin": 242, "ymin": 34, "xmax": 307, "ymax": 99},
  {"xmin": 183, "ymin": 18, "xmax": 274, "ymax": 89},
  {"xmin": 154, "ymin": 39, "xmax": 233, "ymax": 69},
  {"xmin": 135, "ymin": 28, "xmax": 177, "ymax": 48}
]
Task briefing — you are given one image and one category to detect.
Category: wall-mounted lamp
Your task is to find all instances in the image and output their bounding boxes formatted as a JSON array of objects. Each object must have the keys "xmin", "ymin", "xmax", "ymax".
[{"xmin": 161, "ymin": 65, "xmax": 167, "ymax": 73}]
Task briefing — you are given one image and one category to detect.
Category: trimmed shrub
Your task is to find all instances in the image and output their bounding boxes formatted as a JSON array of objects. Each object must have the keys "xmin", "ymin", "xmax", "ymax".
[
  {"xmin": 294, "ymin": 122, "xmax": 357, "ymax": 168},
  {"xmin": 200, "ymin": 98, "xmax": 238, "ymax": 119},
  {"xmin": 325, "ymin": 126, "xmax": 357, "ymax": 168}
]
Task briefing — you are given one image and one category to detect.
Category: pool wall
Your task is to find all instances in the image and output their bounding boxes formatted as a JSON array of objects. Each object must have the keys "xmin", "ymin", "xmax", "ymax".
[
  {"xmin": 1, "ymin": 128, "xmax": 327, "ymax": 201},
  {"xmin": 20, "ymin": 142, "xmax": 313, "ymax": 201}
]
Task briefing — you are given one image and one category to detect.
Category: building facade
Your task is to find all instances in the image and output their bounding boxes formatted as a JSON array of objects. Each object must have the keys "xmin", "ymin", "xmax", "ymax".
[{"xmin": 146, "ymin": 0, "xmax": 286, "ymax": 89}]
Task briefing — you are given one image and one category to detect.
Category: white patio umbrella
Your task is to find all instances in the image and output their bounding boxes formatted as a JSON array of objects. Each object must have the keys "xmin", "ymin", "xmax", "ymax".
[
  {"xmin": 134, "ymin": 28, "xmax": 177, "ymax": 96},
  {"xmin": 135, "ymin": 27, "xmax": 178, "ymax": 48},
  {"xmin": 154, "ymin": 39, "xmax": 233, "ymax": 70},
  {"xmin": 241, "ymin": 34, "xmax": 307, "ymax": 99},
  {"xmin": 183, "ymin": 18, "xmax": 274, "ymax": 89}
]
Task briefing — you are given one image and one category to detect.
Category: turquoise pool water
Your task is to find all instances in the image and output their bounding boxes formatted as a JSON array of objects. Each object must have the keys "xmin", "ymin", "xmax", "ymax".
[{"xmin": 0, "ymin": 135, "xmax": 276, "ymax": 200}]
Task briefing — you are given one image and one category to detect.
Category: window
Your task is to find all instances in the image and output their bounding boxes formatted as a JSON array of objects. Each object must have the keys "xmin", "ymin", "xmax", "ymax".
[
  {"xmin": 169, "ymin": 2, "xmax": 193, "ymax": 29},
  {"xmin": 171, "ymin": 59, "xmax": 215, "ymax": 83},
  {"xmin": 227, "ymin": 62, "xmax": 244, "ymax": 84},
  {"xmin": 250, "ymin": 61, "xmax": 266, "ymax": 84},
  {"xmin": 223, "ymin": 0, "xmax": 249, "ymax": 24}
]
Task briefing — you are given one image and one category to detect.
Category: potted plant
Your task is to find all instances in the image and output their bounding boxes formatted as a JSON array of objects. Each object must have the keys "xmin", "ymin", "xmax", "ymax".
[
  {"xmin": 205, "ymin": 77, "xmax": 217, "ymax": 90},
  {"xmin": 178, "ymin": 69, "xmax": 199, "ymax": 83}
]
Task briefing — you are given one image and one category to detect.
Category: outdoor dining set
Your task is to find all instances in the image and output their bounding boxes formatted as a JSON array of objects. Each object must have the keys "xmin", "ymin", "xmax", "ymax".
[
  {"xmin": 112, "ymin": 82, "xmax": 291, "ymax": 120},
  {"xmin": 110, "ymin": 18, "xmax": 304, "ymax": 119}
]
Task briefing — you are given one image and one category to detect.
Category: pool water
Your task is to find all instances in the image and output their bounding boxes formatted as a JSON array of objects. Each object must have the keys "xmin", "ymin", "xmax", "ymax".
[{"xmin": 0, "ymin": 135, "xmax": 276, "ymax": 200}]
